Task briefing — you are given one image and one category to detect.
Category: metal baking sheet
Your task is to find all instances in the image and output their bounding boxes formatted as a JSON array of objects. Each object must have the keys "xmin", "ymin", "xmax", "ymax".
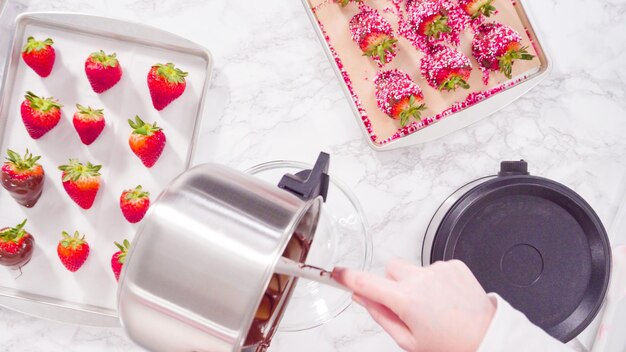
[
  {"xmin": 0, "ymin": 12, "xmax": 213, "ymax": 326},
  {"xmin": 302, "ymin": 0, "xmax": 551, "ymax": 150}
]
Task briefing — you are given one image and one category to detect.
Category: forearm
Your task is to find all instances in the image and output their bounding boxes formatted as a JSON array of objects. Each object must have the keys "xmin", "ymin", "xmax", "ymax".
[{"xmin": 478, "ymin": 294, "xmax": 574, "ymax": 352}]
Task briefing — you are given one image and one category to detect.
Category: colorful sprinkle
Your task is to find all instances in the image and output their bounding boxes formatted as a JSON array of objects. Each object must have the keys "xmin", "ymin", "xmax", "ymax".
[
  {"xmin": 399, "ymin": 0, "xmax": 469, "ymax": 52},
  {"xmin": 472, "ymin": 22, "xmax": 530, "ymax": 84},
  {"xmin": 374, "ymin": 70, "xmax": 424, "ymax": 116},
  {"xmin": 420, "ymin": 44, "xmax": 472, "ymax": 90},
  {"xmin": 349, "ymin": 5, "xmax": 398, "ymax": 66}
]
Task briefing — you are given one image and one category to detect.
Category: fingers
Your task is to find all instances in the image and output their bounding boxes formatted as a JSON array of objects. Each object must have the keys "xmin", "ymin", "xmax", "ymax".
[
  {"xmin": 333, "ymin": 268, "xmax": 406, "ymax": 314},
  {"xmin": 353, "ymin": 294, "xmax": 416, "ymax": 352},
  {"xmin": 386, "ymin": 258, "xmax": 419, "ymax": 281}
]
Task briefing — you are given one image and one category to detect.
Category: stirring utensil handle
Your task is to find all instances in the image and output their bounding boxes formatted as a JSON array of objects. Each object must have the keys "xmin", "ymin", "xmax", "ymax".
[{"xmin": 274, "ymin": 256, "xmax": 350, "ymax": 291}]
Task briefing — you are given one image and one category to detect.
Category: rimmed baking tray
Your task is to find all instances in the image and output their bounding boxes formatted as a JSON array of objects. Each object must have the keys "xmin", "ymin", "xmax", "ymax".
[
  {"xmin": 0, "ymin": 12, "xmax": 213, "ymax": 327},
  {"xmin": 302, "ymin": 0, "xmax": 552, "ymax": 151}
]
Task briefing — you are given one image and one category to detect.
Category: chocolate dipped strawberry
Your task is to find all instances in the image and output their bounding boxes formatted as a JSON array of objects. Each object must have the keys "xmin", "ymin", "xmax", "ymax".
[
  {"xmin": 349, "ymin": 5, "xmax": 398, "ymax": 67},
  {"xmin": 459, "ymin": 0, "xmax": 496, "ymax": 19},
  {"xmin": 20, "ymin": 91, "xmax": 62, "ymax": 139},
  {"xmin": 147, "ymin": 63, "xmax": 187, "ymax": 111},
  {"xmin": 85, "ymin": 50, "xmax": 123, "ymax": 94},
  {"xmin": 21, "ymin": 36, "xmax": 55, "ymax": 77},
  {"xmin": 400, "ymin": 0, "xmax": 468, "ymax": 52},
  {"xmin": 472, "ymin": 23, "xmax": 534, "ymax": 83},
  {"xmin": 1, "ymin": 149, "xmax": 44, "ymax": 208},
  {"xmin": 0, "ymin": 220, "xmax": 35, "ymax": 270},
  {"xmin": 420, "ymin": 44, "xmax": 472, "ymax": 91},
  {"xmin": 374, "ymin": 69, "xmax": 427, "ymax": 127}
]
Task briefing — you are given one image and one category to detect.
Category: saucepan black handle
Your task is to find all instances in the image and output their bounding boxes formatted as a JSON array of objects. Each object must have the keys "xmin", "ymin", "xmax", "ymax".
[{"xmin": 278, "ymin": 152, "xmax": 330, "ymax": 202}]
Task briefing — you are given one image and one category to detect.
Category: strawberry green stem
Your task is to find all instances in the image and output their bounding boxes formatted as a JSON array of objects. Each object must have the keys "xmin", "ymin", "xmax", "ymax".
[
  {"xmin": 128, "ymin": 115, "xmax": 161, "ymax": 136},
  {"xmin": 472, "ymin": 0, "xmax": 496, "ymax": 19},
  {"xmin": 58, "ymin": 159, "xmax": 102, "ymax": 182},
  {"xmin": 125, "ymin": 185, "xmax": 149, "ymax": 200},
  {"xmin": 24, "ymin": 91, "xmax": 62, "ymax": 112},
  {"xmin": 438, "ymin": 76, "xmax": 471, "ymax": 91},
  {"xmin": 60, "ymin": 231, "xmax": 87, "ymax": 249},
  {"xmin": 22, "ymin": 36, "xmax": 53, "ymax": 54},
  {"xmin": 89, "ymin": 50, "xmax": 119, "ymax": 67},
  {"xmin": 76, "ymin": 104, "xmax": 104, "ymax": 118},
  {"xmin": 399, "ymin": 95, "xmax": 427, "ymax": 127},
  {"xmin": 0, "ymin": 219, "xmax": 27, "ymax": 242},
  {"xmin": 114, "ymin": 239, "xmax": 131, "ymax": 264},
  {"xmin": 425, "ymin": 15, "xmax": 451, "ymax": 39},
  {"xmin": 362, "ymin": 37, "xmax": 398, "ymax": 65},
  {"xmin": 338, "ymin": 0, "xmax": 362, "ymax": 7},
  {"xmin": 498, "ymin": 46, "xmax": 534, "ymax": 79},
  {"xmin": 154, "ymin": 63, "xmax": 188, "ymax": 84},
  {"xmin": 5, "ymin": 149, "xmax": 41, "ymax": 171}
]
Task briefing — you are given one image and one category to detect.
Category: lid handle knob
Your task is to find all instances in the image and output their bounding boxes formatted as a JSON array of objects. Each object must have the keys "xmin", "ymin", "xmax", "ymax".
[
  {"xmin": 499, "ymin": 160, "xmax": 530, "ymax": 176},
  {"xmin": 278, "ymin": 152, "xmax": 330, "ymax": 202}
]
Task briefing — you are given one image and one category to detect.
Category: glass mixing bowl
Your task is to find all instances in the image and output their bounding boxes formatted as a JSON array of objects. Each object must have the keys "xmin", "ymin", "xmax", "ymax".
[{"xmin": 246, "ymin": 161, "xmax": 372, "ymax": 332}]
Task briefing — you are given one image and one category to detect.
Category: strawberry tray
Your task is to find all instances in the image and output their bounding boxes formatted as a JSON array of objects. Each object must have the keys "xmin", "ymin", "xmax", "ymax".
[
  {"xmin": 0, "ymin": 12, "xmax": 212, "ymax": 326},
  {"xmin": 302, "ymin": 0, "xmax": 551, "ymax": 150}
]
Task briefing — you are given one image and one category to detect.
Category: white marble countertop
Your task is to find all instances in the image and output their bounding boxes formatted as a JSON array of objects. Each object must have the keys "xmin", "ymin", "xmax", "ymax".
[{"xmin": 1, "ymin": 0, "xmax": 625, "ymax": 351}]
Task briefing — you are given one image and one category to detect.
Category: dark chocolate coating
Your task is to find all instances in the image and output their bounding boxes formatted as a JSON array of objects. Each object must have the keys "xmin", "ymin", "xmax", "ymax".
[
  {"xmin": 1, "ymin": 172, "xmax": 44, "ymax": 208},
  {"xmin": 0, "ymin": 229, "xmax": 35, "ymax": 269}
]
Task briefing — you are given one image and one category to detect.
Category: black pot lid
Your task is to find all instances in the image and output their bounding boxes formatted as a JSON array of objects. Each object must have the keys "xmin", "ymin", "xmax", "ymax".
[{"xmin": 428, "ymin": 161, "xmax": 611, "ymax": 342}]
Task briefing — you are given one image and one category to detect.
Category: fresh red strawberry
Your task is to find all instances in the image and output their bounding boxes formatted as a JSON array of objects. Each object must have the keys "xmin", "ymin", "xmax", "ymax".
[
  {"xmin": 57, "ymin": 231, "xmax": 90, "ymax": 272},
  {"xmin": 73, "ymin": 104, "xmax": 105, "ymax": 145},
  {"xmin": 459, "ymin": 0, "xmax": 496, "ymax": 19},
  {"xmin": 349, "ymin": 6, "xmax": 398, "ymax": 67},
  {"xmin": 21, "ymin": 36, "xmax": 55, "ymax": 77},
  {"xmin": 0, "ymin": 219, "xmax": 35, "ymax": 269},
  {"xmin": 20, "ymin": 91, "xmax": 62, "ymax": 139},
  {"xmin": 472, "ymin": 23, "xmax": 535, "ymax": 82},
  {"xmin": 58, "ymin": 159, "xmax": 102, "ymax": 210},
  {"xmin": 336, "ymin": 0, "xmax": 361, "ymax": 6},
  {"xmin": 147, "ymin": 63, "xmax": 187, "ymax": 111},
  {"xmin": 120, "ymin": 185, "xmax": 150, "ymax": 223},
  {"xmin": 375, "ymin": 69, "xmax": 427, "ymax": 127},
  {"xmin": 421, "ymin": 45, "xmax": 472, "ymax": 91},
  {"xmin": 1, "ymin": 149, "xmax": 45, "ymax": 208},
  {"xmin": 111, "ymin": 239, "xmax": 130, "ymax": 281},
  {"xmin": 128, "ymin": 116, "xmax": 166, "ymax": 168},
  {"xmin": 84, "ymin": 50, "xmax": 123, "ymax": 93}
]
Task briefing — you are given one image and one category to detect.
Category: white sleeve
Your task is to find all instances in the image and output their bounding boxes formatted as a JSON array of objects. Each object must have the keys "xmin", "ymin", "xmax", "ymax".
[{"xmin": 478, "ymin": 293, "xmax": 574, "ymax": 352}]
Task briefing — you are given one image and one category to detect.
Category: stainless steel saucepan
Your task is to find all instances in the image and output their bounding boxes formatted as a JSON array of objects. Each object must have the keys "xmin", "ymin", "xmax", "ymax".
[{"xmin": 118, "ymin": 153, "xmax": 331, "ymax": 352}]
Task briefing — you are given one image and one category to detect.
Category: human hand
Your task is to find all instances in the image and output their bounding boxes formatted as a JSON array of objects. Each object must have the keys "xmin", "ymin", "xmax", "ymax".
[{"xmin": 333, "ymin": 259, "xmax": 496, "ymax": 352}]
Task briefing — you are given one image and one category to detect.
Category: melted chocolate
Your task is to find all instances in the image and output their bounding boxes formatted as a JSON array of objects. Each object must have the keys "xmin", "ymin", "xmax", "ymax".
[
  {"xmin": 1, "ymin": 172, "xmax": 44, "ymax": 208},
  {"xmin": 244, "ymin": 232, "xmax": 312, "ymax": 350},
  {"xmin": 0, "ymin": 229, "xmax": 35, "ymax": 269}
]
